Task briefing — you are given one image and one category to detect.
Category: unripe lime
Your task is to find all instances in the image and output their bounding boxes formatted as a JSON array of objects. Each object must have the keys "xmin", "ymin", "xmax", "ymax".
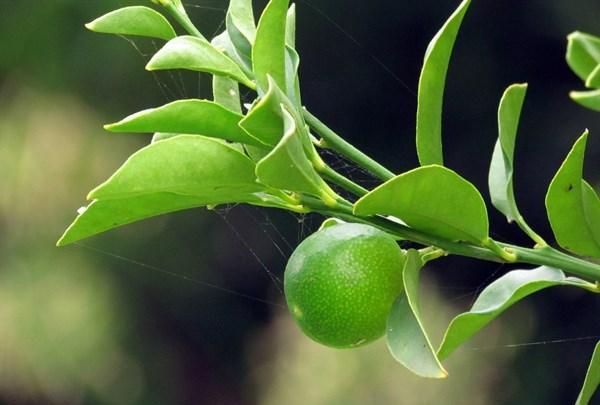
[{"xmin": 284, "ymin": 223, "xmax": 406, "ymax": 348}]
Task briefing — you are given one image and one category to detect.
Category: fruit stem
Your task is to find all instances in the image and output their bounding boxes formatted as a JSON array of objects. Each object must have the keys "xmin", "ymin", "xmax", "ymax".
[{"xmin": 302, "ymin": 109, "xmax": 396, "ymax": 182}]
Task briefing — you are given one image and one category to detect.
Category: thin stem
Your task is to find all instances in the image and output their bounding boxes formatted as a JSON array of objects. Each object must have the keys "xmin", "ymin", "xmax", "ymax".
[
  {"xmin": 318, "ymin": 164, "xmax": 369, "ymax": 197},
  {"xmin": 303, "ymin": 109, "xmax": 396, "ymax": 182}
]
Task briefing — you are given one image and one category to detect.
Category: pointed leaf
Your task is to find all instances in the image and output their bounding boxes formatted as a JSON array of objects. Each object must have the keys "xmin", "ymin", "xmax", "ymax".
[
  {"xmin": 438, "ymin": 266, "xmax": 598, "ymax": 360},
  {"xmin": 213, "ymin": 76, "xmax": 242, "ymax": 113},
  {"xmin": 488, "ymin": 83, "xmax": 527, "ymax": 222},
  {"xmin": 545, "ymin": 131, "xmax": 600, "ymax": 256},
  {"xmin": 253, "ymin": 0, "xmax": 289, "ymax": 92},
  {"xmin": 566, "ymin": 32, "xmax": 600, "ymax": 82},
  {"xmin": 58, "ymin": 194, "xmax": 214, "ymax": 246},
  {"xmin": 571, "ymin": 89, "xmax": 600, "ymax": 112},
  {"xmin": 387, "ymin": 250, "xmax": 447, "ymax": 378},
  {"xmin": 256, "ymin": 106, "xmax": 334, "ymax": 200},
  {"xmin": 416, "ymin": 0, "xmax": 470, "ymax": 166},
  {"xmin": 354, "ymin": 165, "xmax": 489, "ymax": 244},
  {"xmin": 105, "ymin": 99, "xmax": 264, "ymax": 146},
  {"xmin": 89, "ymin": 135, "xmax": 264, "ymax": 200},
  {"xmin": 147, "ymin": 36, "xmax": 255, "ymax": 89},
  {"xmin": 57, "ymin": 189, "xmax": 287, "ymax": 246},
  {"xmin": 85, "ymin": 6, "xmax": 177, "ymax": 41},
  {"xmin": 576, "ymin": 341, "xmax": 600, "ymax": 405}
]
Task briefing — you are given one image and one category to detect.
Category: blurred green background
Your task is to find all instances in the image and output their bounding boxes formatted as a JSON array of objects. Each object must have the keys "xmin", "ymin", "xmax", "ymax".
[{"xmin": 1, "ymin": 0, "xmax": 600, "ymax": 404}]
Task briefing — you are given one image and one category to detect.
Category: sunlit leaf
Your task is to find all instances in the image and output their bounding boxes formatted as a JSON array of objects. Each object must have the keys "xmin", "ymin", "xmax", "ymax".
[
  {"xmin": 570, "ymin": 89, "xmax": 600, "ymax": 112},
  {"xmin": 105, "ymin": 99, "xmax": 265, "ymax": 147},
  {"xmin": 89, "ymin": 135, "xmax": 264, "ymax": 200},
  {"xmin": 416, "ymin": 0, "xmax": 470, "ymax": 166},
  {"xmin": 576, "ymin": 341, "xmax": 600, "ymax": 405},
  {"xmin": 488, "ymin": 84, "xmax": 528, "ymax": 222},
  {"xmin": 147, "ymin": 36, "xmax": 255, "ymax": 89},
  {"xmin": 545, "ymin": 131, "xmax": 600, "ymax": 256},
  {"xmin": 85, "ymin": 6, "xmax": 176, "ymax": 41},
  {"xmin": 256, "ymin": 106, "xmax": 335, "ymax": 200},
  {"xmin": 387, "ymin": 250, "xmax": 447, "ymax": 378},
  {"xmin": 253, "ymin": 0, "xmax": 289, "ymax": 92},
  {"xmin": 566, "ymin": 32, "xmax": 600, "ymax": 82},
  {"xmin": 354, "ymin": 165, "xmax": 489, "ymax": 244},
  {"xmin": 213, "ymin": 76, "xmax": 242, "ymax": 114},
  {"xmin": 438, "ymin": 266, "xmax": 598, "ymax": 360}
]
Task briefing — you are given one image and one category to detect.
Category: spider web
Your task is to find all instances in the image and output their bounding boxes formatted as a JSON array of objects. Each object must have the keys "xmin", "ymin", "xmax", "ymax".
[{"xmin": 72, "ymin": 0, "xmax": 600, "ymax": 354}]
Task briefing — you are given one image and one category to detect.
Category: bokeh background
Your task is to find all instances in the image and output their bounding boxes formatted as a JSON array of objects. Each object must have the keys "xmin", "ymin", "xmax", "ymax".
[{"xmin": 1, "ymin": 0, "xmax": 600, "ymax": 404}]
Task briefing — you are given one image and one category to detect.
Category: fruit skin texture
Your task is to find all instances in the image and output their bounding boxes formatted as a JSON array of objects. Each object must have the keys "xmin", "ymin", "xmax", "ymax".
[{"xmin": 284, "ymin": 223, "xmax": 406, "ymax": 349}]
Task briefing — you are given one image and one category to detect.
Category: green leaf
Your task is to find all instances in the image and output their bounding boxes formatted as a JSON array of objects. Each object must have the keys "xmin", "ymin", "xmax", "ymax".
[
  {"xmin": 147, "ymin": 36, "xmax": 255, "ymax": 89},
  {"xmin": 256, "ymin": 105, "xmax": 335, "ymax": 201},
  {"xmin": 571, "ymin": 89, "xmax": 600, "ymax": 112},
  {"xmin": 354, "ymin": 165, "xmax": 489, "ymax": 244},
  {"xmin": 545, "ymin": 131, "xmax": 600, "ymax": 256},
  {"xmin": 284, "ymin": 5, "xmax": 301, "ymax": 104},
  {"xmin": 489, "ymin": 83, "xmax": 540, "ymax": 241},
  {"xmin": 285, "ymin": 45, "xmax": 302, "ymax": 106},
  {"xmin": 239, "ymin": 77, "xmax": 286, "ymax": 146},
  {"xmin": 576, "ymin": 341, "xmax": 600, "ymax": 405},
  {"xmin": 213, "ymin": 76, "xmax": 242, "ymax": 114},
  {"xmin": 105, "ymin": 99, "xmax": 265, "ymax": 147},
  {"xmin": 586, "ymin": 64, "xmax": 600, "ymax": 88},
  {"xmin": 438, "ymin": 266, "xmax": 598, "ymax": 360},
  {"xmin": 226, "ymin": 0, "xmax": 256, "ymax": 67},
  {"xmin": 387, "ymin": 250, "xmax": 447, "ymax": 379},
  {"xmin": 566, "ymin": 32, "xmax": 600, "ymax": 82},
  {"xmin": 211, "ymin": 30, "xmax": 253, "ymax": 75},
  {"xmin": 89, "ymin": 135, "xmax": 264, "ymax": 200},
  {"xmin": 416, "ymin": 0, "xmax": 470, "ymax": 166},
  {"xmin": 253, "ymin": 0, "xmax": 289, "ymax": 92},
  {"xmin": 85, "ymin": 6, "xmax": 177, "ymax": 41},
  {"xmin": 285, "ymin": 4, "xmax": 296, "ymax": 48},
  {"xmin": 582, "ymin": 180, "xmax": 600, "ymax": 246},
  {"xmin": 58, "ymin": 194, "xmax": 212, "ymax": 246},
  {"xmin": 227, "ymin": 0, "xmax": 256, "ymax": 44}
]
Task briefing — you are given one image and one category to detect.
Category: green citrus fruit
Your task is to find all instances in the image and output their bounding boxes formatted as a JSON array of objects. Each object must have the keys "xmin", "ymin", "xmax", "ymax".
[{"xmin": 284, "ymin": 222, "xmax": 406, "ymax": 348}]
